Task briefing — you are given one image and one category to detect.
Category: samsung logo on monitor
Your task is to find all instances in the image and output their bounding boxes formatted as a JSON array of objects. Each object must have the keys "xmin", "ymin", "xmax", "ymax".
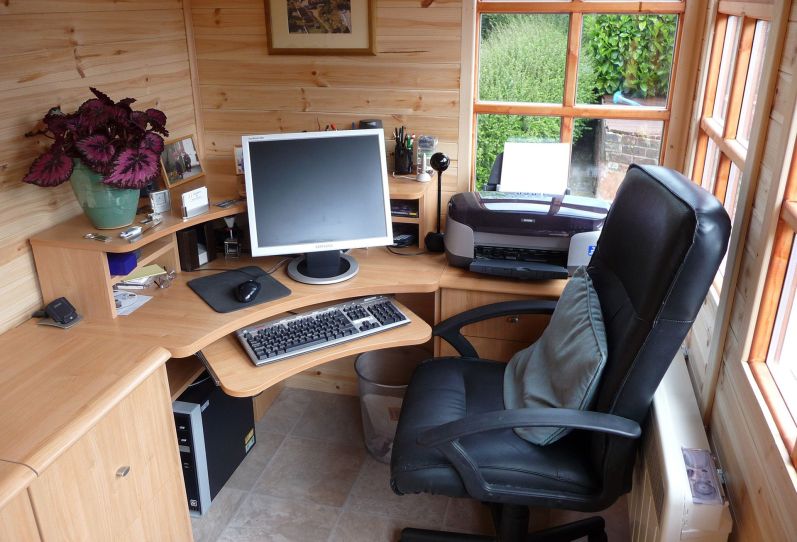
[
  {"xmin": 314, "ymin": 243, "xmax": 335, "ymax": 249},
  {"xmin": 521, "ymin": 218, "xmax": 536, "ymax": 223}
]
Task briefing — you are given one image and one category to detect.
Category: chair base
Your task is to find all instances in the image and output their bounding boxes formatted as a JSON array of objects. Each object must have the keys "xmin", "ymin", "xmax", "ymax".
[{"xmin": 400, "ymin": 505, "xmax": 607, "ymax": 542}]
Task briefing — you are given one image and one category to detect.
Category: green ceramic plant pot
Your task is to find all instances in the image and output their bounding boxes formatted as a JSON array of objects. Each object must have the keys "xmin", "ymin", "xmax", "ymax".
[{"xmin": 69, "ymin": 160, "xmax": 139, "ymax": 229}]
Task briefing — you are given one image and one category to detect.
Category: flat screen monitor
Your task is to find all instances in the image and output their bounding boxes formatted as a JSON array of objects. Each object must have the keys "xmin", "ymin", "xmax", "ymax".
[{"xmin": 242, "ymin": 129, "xmax": 393, "ymax": 284}]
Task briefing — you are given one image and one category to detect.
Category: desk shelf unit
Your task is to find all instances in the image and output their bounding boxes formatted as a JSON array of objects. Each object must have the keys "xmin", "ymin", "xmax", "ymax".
[
  {"xmin": 30, "ymin": 179, "xmax": 431, "ymax": 321},
  {"xmin": 388, "ymin": 178, "xmax": 433, "ymax": 248},
  {"xmin": 29, "ymin": 200, "xmax": 247, "ymax": 321}
]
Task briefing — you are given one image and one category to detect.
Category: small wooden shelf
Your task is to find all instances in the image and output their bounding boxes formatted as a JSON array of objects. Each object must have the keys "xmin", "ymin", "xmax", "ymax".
[
  {"xmin": 109, "ymin": 236, "xmax": 177, "ymax": 285},
  {"xmin": 388, "ymin": 179, "xmax": 432, "ymax": 249},
  {"xmin": 391, "ymin": 216, "xmax": 420, "ymax": 224},
  {"xmin": 29, "ymin": 197, "xmax": 245, "ymax": 254},
  {"xmin": 166, "ymin": 355, "xmax": 206, "ymax": 400}
]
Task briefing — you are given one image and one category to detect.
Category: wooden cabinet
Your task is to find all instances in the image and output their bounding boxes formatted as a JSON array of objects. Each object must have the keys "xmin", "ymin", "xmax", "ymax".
[
  {"xmin": 0, "ymin": 491, "xmax": 41, "ymax": 542},
  {"xmin": 437, "ymin": 289, "xmax": 551, "ymax": 362},
  {"xmin": 28, "ymin": 366, "xmax": 191, "ymax": 541}
]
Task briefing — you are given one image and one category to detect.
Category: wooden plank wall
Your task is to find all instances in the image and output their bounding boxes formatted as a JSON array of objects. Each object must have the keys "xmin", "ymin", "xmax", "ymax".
[
  {"xmin": 190, "ymin": 0, "xmax": 465, "ymax": 216},
  {"xmin": 0, "ymin": 0, "xmax": 198, "ymax": 334},
  {"xmin": 709, "ymin": 3, "xmax": 797, "ymax": 540}
]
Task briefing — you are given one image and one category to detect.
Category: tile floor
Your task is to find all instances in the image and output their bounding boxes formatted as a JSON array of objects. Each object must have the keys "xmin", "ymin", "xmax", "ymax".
[{"xmin": 191, "ymin": 388, "xmax": 630, "ymax": 542}]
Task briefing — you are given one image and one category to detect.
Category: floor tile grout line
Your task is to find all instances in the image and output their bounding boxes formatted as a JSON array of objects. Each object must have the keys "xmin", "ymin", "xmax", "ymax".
[
  {"xmin": 210, "ymin": 386, "xmax": 317, "ymax": 541},
  {"xmin": 325, "ymin": 486, "xmax": 352, "ymax": 541},
  {"xmin": 211, "ymin": 430, "xmax": 291, "ymax": 541},
  {"xmin": 204, "ymin": 387, "xmax": 367, "ymax": 541}
]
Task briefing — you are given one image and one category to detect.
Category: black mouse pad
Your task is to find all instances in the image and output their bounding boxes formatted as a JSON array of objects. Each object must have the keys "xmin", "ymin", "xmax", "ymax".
[{"xmin": 187, "ymin": 266, "xmax": 291, "ymax": 313}]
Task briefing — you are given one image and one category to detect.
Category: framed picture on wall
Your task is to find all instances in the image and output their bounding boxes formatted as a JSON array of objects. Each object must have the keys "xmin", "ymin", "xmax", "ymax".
[
  {"xmin": 265, "ymin": 0, "xmax": 375, "ymax": 55},
  {"xmin": 160, "ymin": 135, "xmax": 204, "ymax": 188}
]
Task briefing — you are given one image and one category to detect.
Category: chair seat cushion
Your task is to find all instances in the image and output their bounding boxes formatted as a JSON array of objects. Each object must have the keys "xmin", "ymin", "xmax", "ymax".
[
  {"xmin": 390, "ymin": 358, "xmax": 598, "ymax": 502},
  {"xmin": 504, "ymin": 266, "xmax": 608, "ymax": 445}
]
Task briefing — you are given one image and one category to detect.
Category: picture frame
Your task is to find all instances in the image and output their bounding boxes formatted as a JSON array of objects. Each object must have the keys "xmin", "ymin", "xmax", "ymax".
[
  {"xmin": 160, "ymin": 135, "xmax": 204, "ymax": 188},
  {"xmin": 149, "ymin": 189, "xmax": 171, "ymax": 214},
  {"xmin": 265, "ymin": 0, "xmax": 375, "ymax": 55},
  {"xmin": 234, "ymin": 145, "xmax": 244, "ymax": 175}
]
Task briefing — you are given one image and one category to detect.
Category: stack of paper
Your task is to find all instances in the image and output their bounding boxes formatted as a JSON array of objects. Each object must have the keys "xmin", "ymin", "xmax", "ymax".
[
  {"xmin": 500, "ymin": 142, "xmax": 571, "ymax": 194},
  {"xmin": 115, "ymin": 264, "xmax": 167, "ymax": 290}
]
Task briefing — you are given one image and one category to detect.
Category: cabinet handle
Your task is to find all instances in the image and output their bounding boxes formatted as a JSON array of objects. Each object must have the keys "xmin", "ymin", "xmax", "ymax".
[
  {"xmin": 116, "ymin": 466, "xmax": 131, "ymax": 478},
  {"xmin": 506, "ymin": 316, "xmax": 520, "ymax": 324}
]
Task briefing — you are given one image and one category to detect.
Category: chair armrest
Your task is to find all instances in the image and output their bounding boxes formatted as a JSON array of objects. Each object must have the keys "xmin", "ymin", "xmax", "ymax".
[
  {"xmin": 416, "ymin": 408, "xmax": 641, "ymax": 503},
  {"xmin": 433, "ymin": 299, "xmax": 558, "ymax": 358},
  {"xmin": 418, "ymin": 407, "xmax": 641, "ymax": 448}
]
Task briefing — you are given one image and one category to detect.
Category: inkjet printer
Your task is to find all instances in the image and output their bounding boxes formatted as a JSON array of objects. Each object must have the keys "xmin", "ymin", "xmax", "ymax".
[{"xmin": 444, "ymin": 191, "xmax": 610, "ymax": 280}]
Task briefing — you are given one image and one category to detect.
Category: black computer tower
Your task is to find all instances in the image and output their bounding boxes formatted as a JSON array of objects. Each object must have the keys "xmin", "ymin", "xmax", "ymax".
[{"xmin": 173, "ymin": 372, "xmax": 255, "ymax": 515}]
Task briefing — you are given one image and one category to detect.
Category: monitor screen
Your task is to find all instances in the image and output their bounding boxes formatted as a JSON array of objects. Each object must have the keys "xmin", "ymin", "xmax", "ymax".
[{"xmin": 242, "ymin": 129, "xmax": 393, "ymax": 258}]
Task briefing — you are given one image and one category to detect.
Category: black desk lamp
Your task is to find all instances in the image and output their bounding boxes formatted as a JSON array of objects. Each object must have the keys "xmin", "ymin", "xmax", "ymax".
[{"xmin": 424, "ymin": 152, "xmax": 449, "ymax": 253}]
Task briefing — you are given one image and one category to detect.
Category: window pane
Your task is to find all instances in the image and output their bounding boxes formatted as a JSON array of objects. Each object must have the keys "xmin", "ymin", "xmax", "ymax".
[
  {"xmin": 712, "ymin": 16, "xmax": 741, "ymax": 124},
  {"xmin": 478, "ymin": 14, "xmax": 569, "ymax": 104},
  {"xmin": 725, "ymin": 163, "xmax": 743, "ymax": 220},
  {"xmin": 475, "ymin": 114, "xmax": 562, "ymax": 190},
  {"xmin": 702, "ymin": 138, "xmax": 721, "ymax": 193},
  {"xmin": 768, "ymin": 234, "xmax": 797, "ymax": 423},
  {"xmin": 737, "ymin": 21, "xmax": 769, "ymax": 147},
  {"xmin": 577, "ymin": 14, "xmax": 678, "ymax": 106},
  {"xmin": 570, "ymin": 118, "xmax": 663, "ymax": 200}
]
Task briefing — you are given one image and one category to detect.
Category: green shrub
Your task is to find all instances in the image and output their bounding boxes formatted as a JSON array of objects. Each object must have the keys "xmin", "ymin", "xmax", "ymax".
[
  {"xmin": 582, "ymin": 14, "xmax": 677, "ymax": 98},
  {"xmin": 476, "ymin": 15, "xmax": 598, "ymax": 189}
]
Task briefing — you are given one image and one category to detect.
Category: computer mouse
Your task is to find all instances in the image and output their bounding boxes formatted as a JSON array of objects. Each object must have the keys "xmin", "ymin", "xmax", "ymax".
[{"xmin": 235, "ymin": 280, "xmax": 261, "ymax": 303}]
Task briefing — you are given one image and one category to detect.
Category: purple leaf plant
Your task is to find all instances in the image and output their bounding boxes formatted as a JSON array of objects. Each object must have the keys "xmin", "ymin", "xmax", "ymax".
[{"xmin": 23, "ymin": 87, "xmax": 168, "ymax": 189}]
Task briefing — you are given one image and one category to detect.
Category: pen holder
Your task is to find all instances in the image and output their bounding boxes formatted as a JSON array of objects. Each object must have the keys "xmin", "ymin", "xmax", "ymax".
[{"xmin": 394, "ymin": 143, "xmax": 413, "ymax": 175}]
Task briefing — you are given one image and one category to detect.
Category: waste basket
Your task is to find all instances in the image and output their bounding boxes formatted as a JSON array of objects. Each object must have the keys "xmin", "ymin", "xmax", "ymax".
[{"xmin": 355, "ymin": 346, "xmax": 429, "ymax": 463}]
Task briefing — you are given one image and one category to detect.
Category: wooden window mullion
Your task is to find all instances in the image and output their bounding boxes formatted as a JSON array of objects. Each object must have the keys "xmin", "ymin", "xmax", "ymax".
[
  {"xmin": 693, "ymin": 132, "xmax": 711, "ymax": 185},
  {"xmin": 723, "ymin": 17, "xmax": 757, "ymax": 140},
  {"xmin": 702, "ymin": 14, "xmax": 730, "ymax": 121},
  {"xmin": 714, "ymin": 154, "xmax": 732, "ymax": 204},
  {"xmin": 474, "ymin": 102, "xmax": 669, "ymax": 120},
  {"xmin": 477, "ymin": 2, "xmax": 685, "ymax": 15},
  {"xmin": 718, "ymin": 1, "xmax": 773, "ymax": 21},
  {"xmin": 561, "ymin": 12, "xmax": 583, "ymax": 143},
  {"xmin": 750, "ymin": 219, "xmax": 795, "ymax": 362}
]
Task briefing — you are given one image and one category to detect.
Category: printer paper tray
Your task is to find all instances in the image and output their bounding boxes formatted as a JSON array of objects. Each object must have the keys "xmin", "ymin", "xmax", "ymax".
[{"xmin": 468, "ymin": 259, "xmax": 568, "ymax": 281}]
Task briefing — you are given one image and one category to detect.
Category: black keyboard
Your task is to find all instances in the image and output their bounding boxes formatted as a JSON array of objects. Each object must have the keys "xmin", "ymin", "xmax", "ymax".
[{"xmin": 235, "ymin": 296, "xmax": 410, "ymax": 366}]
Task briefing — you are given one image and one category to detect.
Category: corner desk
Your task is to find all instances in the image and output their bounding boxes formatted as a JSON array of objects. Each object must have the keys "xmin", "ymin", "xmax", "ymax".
[{"xmin": 0, "ymin": 186, "xmax": 566, "ymax": 540}]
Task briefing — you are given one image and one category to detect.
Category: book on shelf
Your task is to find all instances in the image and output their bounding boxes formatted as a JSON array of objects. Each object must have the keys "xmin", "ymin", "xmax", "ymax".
[
  {"xmin": 120, "ymin": 264, "xmax": 167, "ymax": 284},
  {"xmin": 114, "ymin": 264, "xmax": 166, "ymax": 290},
  {"xmin": 114, "ymin": 282, "xmax": 150, "ymax": 291}
]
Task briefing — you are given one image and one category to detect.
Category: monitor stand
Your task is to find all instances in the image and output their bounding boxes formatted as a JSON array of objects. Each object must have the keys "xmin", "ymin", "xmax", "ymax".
[{"xmin": 287, "ymin": 250, "xmax": 359, "ymax": 285}]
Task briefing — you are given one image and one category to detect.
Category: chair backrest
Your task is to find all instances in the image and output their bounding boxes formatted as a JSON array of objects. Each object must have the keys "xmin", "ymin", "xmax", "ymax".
[
  {"xmin": 586, "ymin": 164, "xmax": 730, "ymax": 504},
  {"xmin": 486, "ymin": 152, "xmax": 504, "ymax": 191}
]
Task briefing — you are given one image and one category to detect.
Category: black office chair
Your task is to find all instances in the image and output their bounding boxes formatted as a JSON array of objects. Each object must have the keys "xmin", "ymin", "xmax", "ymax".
[
  {"xmin": 484, "ymin": 152, "xmax": 504, "ymax": 191},
  {"xmin": 390, "ymin": 164, "xmax": 731, "ymax": 541}
]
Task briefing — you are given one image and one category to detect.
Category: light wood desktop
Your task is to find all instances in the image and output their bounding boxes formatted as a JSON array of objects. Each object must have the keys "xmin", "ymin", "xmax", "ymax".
[{"xmin": 0, "ymin": 183, "xmax": 566, "ymax": 539}]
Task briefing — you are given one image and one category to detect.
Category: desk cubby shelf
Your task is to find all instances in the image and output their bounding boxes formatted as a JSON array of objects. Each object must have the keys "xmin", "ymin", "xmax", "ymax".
[
  {"xmin": 109, "ymin": 236, "xmax": 179, "ymax": 286},
  {"xmin": 387, "ymin": 177, "xmax": 433, "ymax": 247}
]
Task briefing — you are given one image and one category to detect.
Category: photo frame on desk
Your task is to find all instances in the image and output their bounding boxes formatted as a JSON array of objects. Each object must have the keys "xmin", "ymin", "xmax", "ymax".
[
  {"xmin": 265, "ymin": 0, "xmax": 375, "ymax": 55},
  {"xmin": 233, "ymin": 145, "xmax": 247, "ymax": 198},
  {"xmin": 233, "ymin": 145, "xmax": 244, "ymax": 175},
  {"xmin": 161, "ymin": 135, "xmax": 204, "ymax": 188}
]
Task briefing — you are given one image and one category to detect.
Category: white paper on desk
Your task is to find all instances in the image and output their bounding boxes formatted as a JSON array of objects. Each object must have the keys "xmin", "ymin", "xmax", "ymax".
[
  {"xmin": 499, "ymin": 142, "xmax": 570, "ymax": 194},
  {"xmin": 114, "ymin": 291, "xmax": 152, "ymax": 316}
]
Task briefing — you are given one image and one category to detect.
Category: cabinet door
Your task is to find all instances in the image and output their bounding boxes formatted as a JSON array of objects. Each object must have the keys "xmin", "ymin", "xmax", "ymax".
[
  {"xmin": 29, "ymin": 366, "xmax": 192, "ymax": 541},
  {"xmin": 438, "ymin": 289, "xmax": 551, "ymax": 362},
  {"xmin": 0, "ymin": 491, "xmax": 41, "ymax": 541}
]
